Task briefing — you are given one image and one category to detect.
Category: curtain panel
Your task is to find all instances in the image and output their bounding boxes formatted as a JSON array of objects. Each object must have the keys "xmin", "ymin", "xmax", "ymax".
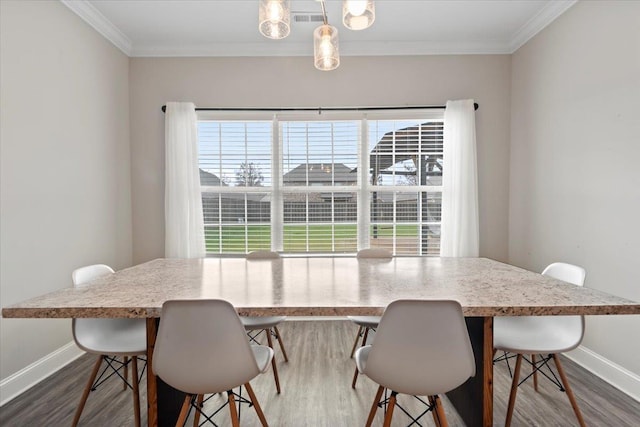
[
  {"xmin": 164, "ymin": 102, "xmax": 205, "ymax": 258},
  {"xmin": 440, "ymin": 99, "xmax": 479, "ymax": 257}
]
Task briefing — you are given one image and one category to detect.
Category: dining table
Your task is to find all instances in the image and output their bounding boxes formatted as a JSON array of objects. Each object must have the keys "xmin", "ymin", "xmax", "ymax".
[{"xmin": 3, "ymin": 256, "xmax": 640, "ymax": 427}]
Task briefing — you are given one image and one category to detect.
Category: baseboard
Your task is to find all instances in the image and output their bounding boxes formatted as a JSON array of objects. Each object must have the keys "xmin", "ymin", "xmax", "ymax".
[
  {"xmin": 0, "ymin": 342, "xmax": 85, "ymax": 407},
  {"xmin": 566, "ymin": 345, "xmax": 640, "ymax": 402}
]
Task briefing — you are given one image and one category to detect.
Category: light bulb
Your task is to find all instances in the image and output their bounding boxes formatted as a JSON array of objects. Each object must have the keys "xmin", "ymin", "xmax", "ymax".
[
  {"xmin": 267, "ymin": 0, "xmax": 284, "ymax": 22},
  {"xmin": 346, "ymin": 0, "xmax": 367, "ymax": 16}
]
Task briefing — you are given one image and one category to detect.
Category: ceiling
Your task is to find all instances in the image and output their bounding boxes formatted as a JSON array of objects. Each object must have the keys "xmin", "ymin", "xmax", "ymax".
[{"xmin": 61, "ymin": 0, "xmax": 577, "ymax": 57}]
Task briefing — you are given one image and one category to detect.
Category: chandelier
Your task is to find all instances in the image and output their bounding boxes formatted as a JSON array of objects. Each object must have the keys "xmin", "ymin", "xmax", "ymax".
[{"xmin": 258, "ymin": 0, "xmax": 376, "ymax": 71}]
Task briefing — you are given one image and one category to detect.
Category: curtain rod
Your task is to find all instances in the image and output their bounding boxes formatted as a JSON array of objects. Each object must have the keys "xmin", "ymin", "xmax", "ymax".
[{"xmin": 160, "ymin": 103, "xmax": 479, "ymax": 113}]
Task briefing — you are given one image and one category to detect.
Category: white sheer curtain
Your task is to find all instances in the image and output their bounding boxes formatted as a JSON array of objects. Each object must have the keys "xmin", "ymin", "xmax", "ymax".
[
  {"xmin": 440, "ymin": 99, "xmax": 479, "ymax": 257},
  {"xmin": 164, "ymin": 102, "xmax": 205, "ymax": 258}
]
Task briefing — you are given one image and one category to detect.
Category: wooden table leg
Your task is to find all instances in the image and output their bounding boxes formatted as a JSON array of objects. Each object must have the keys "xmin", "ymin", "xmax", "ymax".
[
  {"xmin": 146, "ymin": 318, "xmax": 158, "ymax": 427},
  {"xmin": 446, "ymin": 316, "xmax": 493, "ymax": 427},
  {"xmin": 147, "ymin": 318, "xmax": 189, "ymax": 427}
]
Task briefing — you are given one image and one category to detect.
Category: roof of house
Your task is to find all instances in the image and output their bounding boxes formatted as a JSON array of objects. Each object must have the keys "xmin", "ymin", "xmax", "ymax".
[{"xmin": 283, "ymin": 163, "xmax": 356, "ymax": 184}]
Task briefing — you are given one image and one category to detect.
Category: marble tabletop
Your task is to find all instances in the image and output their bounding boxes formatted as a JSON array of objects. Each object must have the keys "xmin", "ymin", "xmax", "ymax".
[{"xmin": 3, "ymin": 257, "xmax": 640, "ymax": 319}]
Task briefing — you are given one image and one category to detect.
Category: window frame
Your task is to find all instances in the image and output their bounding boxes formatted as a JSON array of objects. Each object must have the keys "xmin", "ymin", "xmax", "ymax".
[{"xmin": 197, "ymin": 109, "xmax": 445, "ymax": 256}]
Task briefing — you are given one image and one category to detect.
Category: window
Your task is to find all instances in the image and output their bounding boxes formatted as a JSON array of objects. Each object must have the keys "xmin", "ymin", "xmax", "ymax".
[{"xmin": 197, "ymin": 110, "xmax": 443, "ymax": 256}]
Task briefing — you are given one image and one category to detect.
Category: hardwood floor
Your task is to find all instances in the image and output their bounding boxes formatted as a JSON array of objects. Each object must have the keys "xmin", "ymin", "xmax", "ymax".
[{"xmin": 1, "ymin": 320, "xmax": 639, "ymax": 426}]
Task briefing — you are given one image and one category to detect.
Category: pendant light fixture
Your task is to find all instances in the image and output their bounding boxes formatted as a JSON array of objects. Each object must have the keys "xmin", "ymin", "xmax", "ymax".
[
  {"xmin": 313, "ymin": 0, "xmax": 340, "ymax": 71},
  {"xmin": 259, "ymin": 0, "xmax": 290, "ymax": 40},
  {"xmin": 343, "ymin": 0, "xmax": 375, "ymax": 30}
]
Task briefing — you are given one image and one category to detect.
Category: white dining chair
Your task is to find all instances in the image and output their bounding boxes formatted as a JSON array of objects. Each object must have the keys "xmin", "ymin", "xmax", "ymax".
[
  {"xmin": 244, "ymin": 250, "xmax": 288, "ymax": 394},
  {"xmin": 354, "ymin": 299, "xmax": 476, "ymax": 426},
  {"xmin": 152, "ymin": 299, "xmax": 272, "ymax": 427},
  {"xmin": 349, "ymin": 248, "xmax": 392, "ymax": 388},
  {"xmin": 494, "ymin": 262, "xmax": 587, "ymax": 427},
  {"xmin": 71, "ymin": 264, "xmax": 147, "ymax": 427}
]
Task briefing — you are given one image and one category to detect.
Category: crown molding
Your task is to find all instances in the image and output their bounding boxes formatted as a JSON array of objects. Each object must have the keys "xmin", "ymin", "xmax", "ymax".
[
  {"xmin": 60, "ymin": 0, "xmax": 132, "ymax": 55},
  {"xmin": 61, "ymin": 0, "xmax": 574, "ymax": 58},
  {"xmin": 131, "ymin": 40, "xmax": 512, "ymax": 58},
  {"xmin": 509, "ymin": 0, "xmax": 578, "ymax": 53}
]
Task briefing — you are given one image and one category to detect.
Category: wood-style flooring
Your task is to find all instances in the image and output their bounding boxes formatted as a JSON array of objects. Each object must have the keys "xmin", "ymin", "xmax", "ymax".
[{"xmin": 1, "ymin": 320, "xmax": 639, "ymax": 426}]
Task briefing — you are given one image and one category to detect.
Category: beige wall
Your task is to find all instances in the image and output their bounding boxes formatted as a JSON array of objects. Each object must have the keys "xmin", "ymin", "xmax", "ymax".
[
  {"xmin": 0, "ymin": 1, "xmax": 132, "ymax": 379},
  {"xmin": 129, "ymin": 55, "xmax": 511, "ymax": 263},
  {"xmin": 509, "ymin": 1, "xmax": 640, "ymax": 375}
]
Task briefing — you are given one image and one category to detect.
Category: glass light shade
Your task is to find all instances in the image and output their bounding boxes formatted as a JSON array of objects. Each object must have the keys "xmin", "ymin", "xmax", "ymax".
[
  {"xmin": 259, "ymin": 0, "xmax": 290, "ymax": 39},
  {"xmin": 342, "ymin": 0, "xmax": 375, "ymax": 30},
  {"xmin": 313, "ymin": 24, "xmax": 340, "ymax": 71}
]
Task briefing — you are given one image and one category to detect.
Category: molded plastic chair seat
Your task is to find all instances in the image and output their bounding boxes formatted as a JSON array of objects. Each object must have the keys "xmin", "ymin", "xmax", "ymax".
[
  {"xmin": 349, "ymin": 248, "xmax": 392, "ymax": 388},
  {"xmin": 73, "ymin": 318, "xmax": 147, "ymax": 355},
  {"xmin": 242, "ymin": 316, "xmax": 287, "ymax": 330},
  {"xmin": 354, "ymin": 299, "xmax": 475, "ymax": 426},
  {"xmin": 346, "ymin": 316, "xmax": 380, "ymax": 329},
  {"xmin": 153, "ymin": 299, "xmax": 272, "ymax": 426},
  {"xmin": 494, "ymin": 315, "xmax": 583, "ymax": 354},
  {"xmin": 494, "ymin": 262, "xmax": 587, "ymax": 427},
  {"xmin": 71, "ymin": 264, "xmax": 146, "ymax": 427},
  {"xmin": 244, "ymin": 250, "xmax": 289, "ymax": 394}
]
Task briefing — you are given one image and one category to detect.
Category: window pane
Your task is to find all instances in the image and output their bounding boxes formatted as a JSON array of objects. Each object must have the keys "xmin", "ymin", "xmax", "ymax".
[
  {"xmin": 368, "ymin": 120, "xmax": 443, "ymax": 186},
  {"xmin": 203, "ymin": 191, "xmax": 271, "ymax": 253},
  {"xmin": 282, "ymin": 121, "xmax": 358, "ymax": 187},
  {"xmin": 198, "ymin": 121, "xmax": 272, "ymax": 187}
]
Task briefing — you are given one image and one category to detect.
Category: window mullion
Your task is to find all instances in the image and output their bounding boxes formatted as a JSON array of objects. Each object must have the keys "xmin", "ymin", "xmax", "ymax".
[
  {"xmin": 271, "ymin": 116, "xmax": 283, "ymax": 251},
  {"xmin": 358, "ymin": 118, "xmax": 370, "ymax": 251}
]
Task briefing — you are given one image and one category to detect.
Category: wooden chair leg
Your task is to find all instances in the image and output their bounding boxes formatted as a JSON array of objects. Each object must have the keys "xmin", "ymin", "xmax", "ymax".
[
  {"xmin": 433, "ymin": 395, "xmax": 448, "ymax": 427},
  {"xmin": 131, "ymin": 357, "xmax": 141, "ymax": 427},
  {"xmin": 123, "ymin": 356, "xmax": 129, "ymax": 390},
  {"xmin": 72, "ymin": 355, "xmax": 103, "ymax": 427},
  {"xmin": 361, "ymin": 327, "xmax": 371, "ymax": 347},
  {"xmin": 273, "ymin": 326, "xmax": 289, "ymax": 363},
  {"xmin": 382, "ymin": 391, "xmax": 397, "ymax": 427},
  {"xmin": 193, "ymin": 394, "xmax": 203, "ymax": 427},
  {"xmin": 265, "ymin": 331, "xmax": 281, "ymax": 393},
  {"xmin": 228, "ymin": 391, "xmax": 240, "ymax": 427},
  {"xmin": 365, "ymin": 385, "xmax": 384, "ymax": 427},
  {"xmin": 351, "ymin": 365, "xmax": 360, "ymax": 389},
  {"xmin": 428, "ymin": 396, "xmax": 441, "ymax": 427},
  {"xmin": 552, "ymin": 354, "xmax": 586, "ymax": 427},
  {"xmin": 175, "ymin": 394, "xmax": 192, "ymax": 427},
  {"xmin": 531, "ymin": 354, "xmax": 538, "ymax": 392},
  {"xmin": 245, "ymin": 382, "xmax": 268, "ymax": 427},
  {"xmin": 350, "ymin": 325, "xmax": 364, "ymax": 358},
  {"xmin": 505, "ymin": 353, "xmax": 523, "ymax": 427}
]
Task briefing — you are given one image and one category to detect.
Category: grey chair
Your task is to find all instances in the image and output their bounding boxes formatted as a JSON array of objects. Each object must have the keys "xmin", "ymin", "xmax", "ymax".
[
  {"xmin": 354, "ymin": 299, "xmax": 475, "ymax": 426},
  {"xmin": 71, "ymin": 264, "xmax": 147, "ymax": 427},
  {"xmin": 494, "ymin": 262, "xmax": 587, "ymax": 427},
  {"xmin": 152, "ymin": 299, "xmax": 272, "ymax": 426},
  {"xmin": 243, "ymin": 250, "xmax": 289, "ymax": 394},
  {"xmin": 349, "ymin": 248, "xmax": 392, "ymax": 388}
]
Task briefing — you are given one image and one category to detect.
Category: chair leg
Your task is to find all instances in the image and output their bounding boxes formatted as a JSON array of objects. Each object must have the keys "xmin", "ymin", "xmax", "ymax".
[
  {"xmin": 382, "ymin": 391, "xmax": 397, "ymax": 427},
  {"xmin": 350, "ymin": 325, "xmax": 364, "ymax": 358},
  {"xmin": 245, "ymin": 382, "xmax": 269, "ymax": 427},
  {"xmin": 351, "ymin": 365, "xmax": 360, "ymax": 389},
  {"xmin": 273, "ymin": 326, "xmax": 289, "ymax": 363},
  {"xmin": 131, "ymin": 356, "xmax": 141, "ymax": 427},
  {"xmin": 552, "ymin": 354, "xmax": 586, "ymax": 427},
  {"xmin": 123, "ymin": 356, "xmax": 129, "ymax": 390},
  {"xmin": 193, "ymin": 394, "xmax": 203, "ymax": 427},
  {"xmin": 433, "ymin": 395, "xmax": 448, "ymax": 427},
  {"xmin": 531, "ymin": 354, "xmax": 538, "ymax": 392},
  {"xmin": 505, "ymin": 353, "xmax": 523, "ymax": 427},
  {"xmin": 428, "ymin": 396, "xmax": 441, "ymax": 427},
  {"xmin": 265, "ymin": 331, "xmax": 281, "ymax": 393},
  {"xmin": 72, "ymin": 355, "xmax": 104, "ymax": 427},
  {"xmin": 228, "ymin": 390, "xmax": 240, "ymax": 427},
  {"xmin": 365, "ymin": 385, "xmax": 384, "ymax": 427},
  {"xmin": 175, "ymin": 394, "xmax": 192, "ymax": 427},
  {"xmin": 352, "ymin": 327, "xmax": 372, "ymax": 389}
]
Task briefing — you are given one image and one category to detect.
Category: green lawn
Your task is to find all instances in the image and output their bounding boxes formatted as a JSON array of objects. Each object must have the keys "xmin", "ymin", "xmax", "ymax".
[{"xmin": 205, "ymin": 224, "xmax": 419, "ymax": 253}]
